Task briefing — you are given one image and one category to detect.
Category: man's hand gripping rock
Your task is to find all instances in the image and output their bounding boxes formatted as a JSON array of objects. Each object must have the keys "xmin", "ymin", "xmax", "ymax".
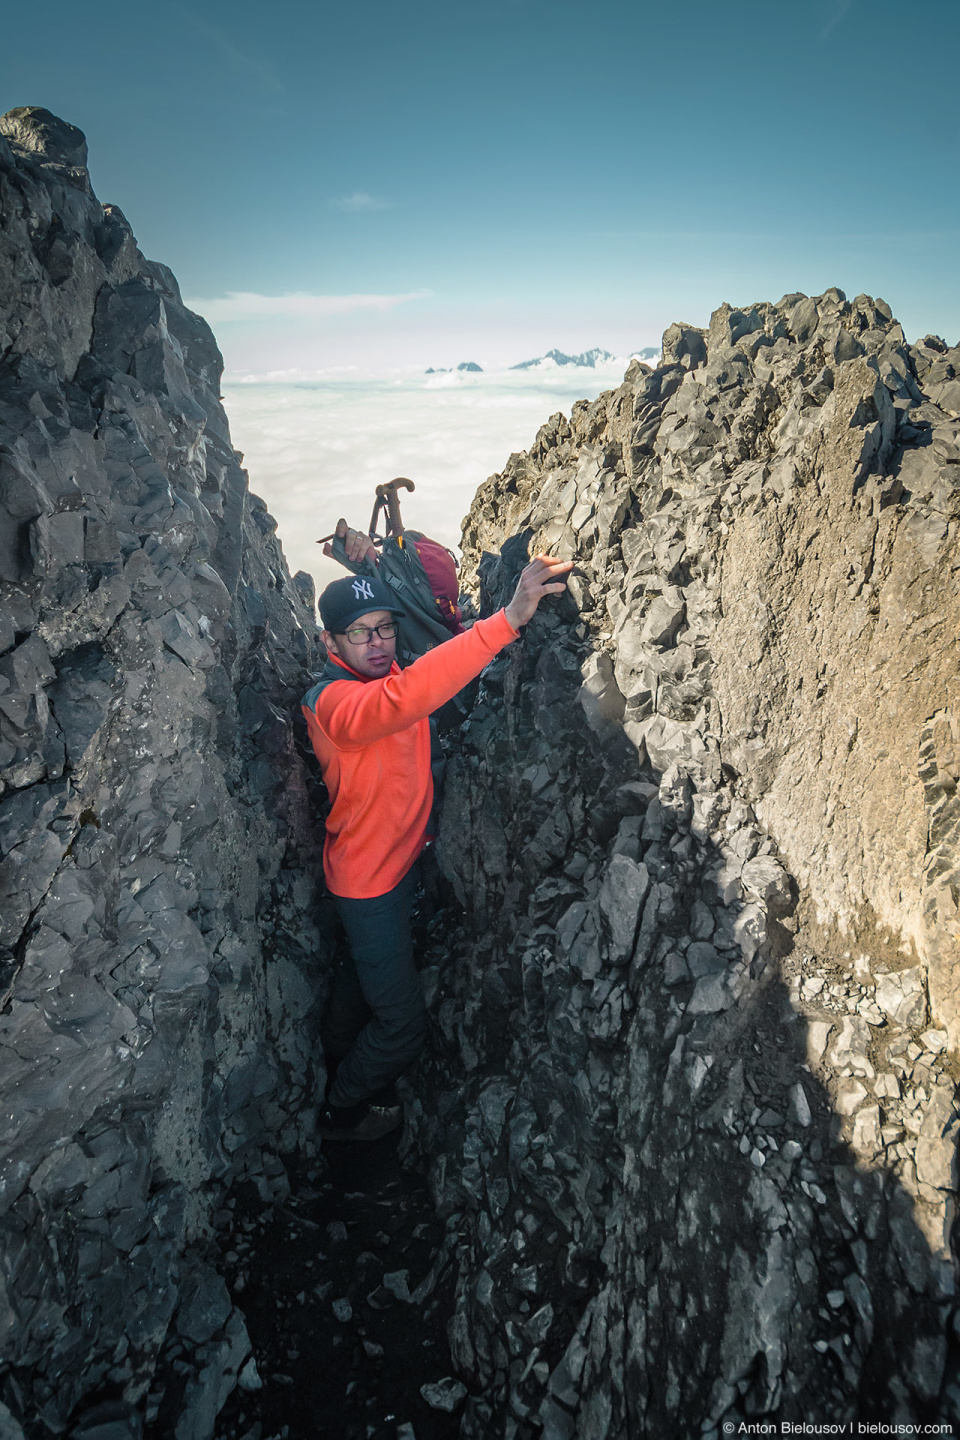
[{"xmin": 504, "ymin": 554, "xmax": 575, "ymax": 630}]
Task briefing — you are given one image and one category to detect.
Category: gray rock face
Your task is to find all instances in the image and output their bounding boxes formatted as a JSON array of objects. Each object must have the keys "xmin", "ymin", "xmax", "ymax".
[
  {"xmin": 412, "ymin": 289, "xmax": 960, "ymax": 1433},
  {"xmin": 0, "ymin": 110, "xmax": 325, "ymax": 1432}
]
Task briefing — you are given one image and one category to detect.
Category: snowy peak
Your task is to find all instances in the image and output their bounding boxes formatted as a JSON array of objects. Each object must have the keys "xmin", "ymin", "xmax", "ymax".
[
  {"xmin": 510, "ymin": 346, "xmax": 659, "ymax": 371},
  {"xmin": 511, "ymin": 347, "xmax": 615, "ymax": 371}
]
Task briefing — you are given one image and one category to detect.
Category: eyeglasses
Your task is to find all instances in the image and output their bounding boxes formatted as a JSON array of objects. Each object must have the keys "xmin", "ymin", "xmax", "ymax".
[{"xmin": 341, "ymin": 621, "xmax": 398, "ymax": 645}]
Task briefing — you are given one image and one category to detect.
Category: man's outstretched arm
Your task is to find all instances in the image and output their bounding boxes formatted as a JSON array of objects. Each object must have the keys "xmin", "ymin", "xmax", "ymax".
[{"xmin": 313, "ymin": 552, "xmax": 574, "ymax": 748}]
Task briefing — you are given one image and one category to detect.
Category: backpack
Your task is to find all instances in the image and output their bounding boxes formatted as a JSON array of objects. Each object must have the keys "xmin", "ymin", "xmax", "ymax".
[{"xmin": 326, "ymin": 529, "xmax": 463, "ymax": 667}]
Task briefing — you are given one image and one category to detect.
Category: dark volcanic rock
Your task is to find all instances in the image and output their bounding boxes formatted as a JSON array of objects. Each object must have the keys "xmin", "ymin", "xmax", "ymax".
[
  {"xmin": 411, "ymin": 290, "xmax": 960, "ymax": 1435},
  {"xmin": 0, "ymin": 109, "xmax": 327, "ymax": 1435}
]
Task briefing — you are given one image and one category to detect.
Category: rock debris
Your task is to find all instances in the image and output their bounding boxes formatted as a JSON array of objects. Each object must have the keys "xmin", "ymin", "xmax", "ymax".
[{"xmin": 199, "ymin": 1147, "xmax": 462, "ymax": 1440}]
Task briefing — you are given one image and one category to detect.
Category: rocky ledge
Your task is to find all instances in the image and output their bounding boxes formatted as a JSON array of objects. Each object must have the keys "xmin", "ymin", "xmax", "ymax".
[
  {"xmin": 0, "ymin": 108, "xmax": 327, "ymax": 1436},
  {"xmin": 412, "ymin": 289, "xmax": 960, "ymax": 1434}
]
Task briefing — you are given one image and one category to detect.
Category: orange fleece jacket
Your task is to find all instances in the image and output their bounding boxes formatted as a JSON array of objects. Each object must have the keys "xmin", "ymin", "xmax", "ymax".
[{"xmin": 302, "ymin": 608, "xmax": 519, "ymax": 898}]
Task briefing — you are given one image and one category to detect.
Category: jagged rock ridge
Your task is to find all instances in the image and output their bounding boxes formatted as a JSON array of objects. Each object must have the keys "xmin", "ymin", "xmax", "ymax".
[
  {"xmin": 411, "ymin": 289, "xmax": 960, "ymax": 1434},
  {"xmin": 0, "ymin": 108, "xmax": 326, "ymax": 1435}
]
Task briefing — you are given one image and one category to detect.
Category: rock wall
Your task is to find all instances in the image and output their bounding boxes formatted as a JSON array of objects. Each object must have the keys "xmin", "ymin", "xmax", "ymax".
[
  {"xmin": 412, "ymin": 289, "xmax": 960, "ymax": 1434},
  {"xmin": 0, "ymin": 109, "xmax": 326, "ymax": 1436}
]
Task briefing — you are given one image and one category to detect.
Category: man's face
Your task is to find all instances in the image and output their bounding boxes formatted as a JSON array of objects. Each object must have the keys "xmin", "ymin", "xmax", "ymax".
[{"xmin": 322, "ymin": 608, "xmax": 397, "ymax": 679}]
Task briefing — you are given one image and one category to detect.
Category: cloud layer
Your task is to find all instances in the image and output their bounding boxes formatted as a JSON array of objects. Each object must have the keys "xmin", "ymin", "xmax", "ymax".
[{"xmin": 221, "ymin": 361, "xmax": 639, "ymax": 597}]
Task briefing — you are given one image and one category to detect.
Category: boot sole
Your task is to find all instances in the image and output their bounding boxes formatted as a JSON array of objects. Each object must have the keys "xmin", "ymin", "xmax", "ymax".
[{"xmin": 319, "ymin": 1105, "xmax": 403, "ymax": 1143}]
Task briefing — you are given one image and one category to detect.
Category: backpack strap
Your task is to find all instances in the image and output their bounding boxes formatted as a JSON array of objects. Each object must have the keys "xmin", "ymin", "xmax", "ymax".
[
  {"xmin": 301, "ymin": 656, "xmax": 365, "ymax": 713},
  {"xmin": 375, "ymin": 535, "xmax": 458, "ymax": 665}
]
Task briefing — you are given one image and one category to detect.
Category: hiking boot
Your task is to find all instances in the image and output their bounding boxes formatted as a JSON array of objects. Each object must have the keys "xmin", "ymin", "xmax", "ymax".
[{"xmin": 318, "ymin": 1102, "xmax": 403, "ymax": 1143}]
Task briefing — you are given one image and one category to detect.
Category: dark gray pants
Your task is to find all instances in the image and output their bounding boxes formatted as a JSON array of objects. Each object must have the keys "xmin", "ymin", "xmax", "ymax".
[{"xmin": 323, "ymin": 864, "xmax": 427, "ymax": 1108}]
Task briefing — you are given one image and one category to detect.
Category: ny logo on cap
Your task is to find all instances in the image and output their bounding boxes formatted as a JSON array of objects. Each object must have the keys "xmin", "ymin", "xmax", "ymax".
[{"xmin": 352, "ymin": 578, "xmax": 375, "ymax": 601}]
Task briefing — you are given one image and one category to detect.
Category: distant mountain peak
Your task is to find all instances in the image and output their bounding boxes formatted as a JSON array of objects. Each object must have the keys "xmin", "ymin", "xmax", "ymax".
[{"xmin": 511, "ymin": 347, "xmax": 616, "ymax": 371}]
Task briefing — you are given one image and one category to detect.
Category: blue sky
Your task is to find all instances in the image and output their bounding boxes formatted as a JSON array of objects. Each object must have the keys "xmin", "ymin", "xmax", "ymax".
[{"xmin": 3, "ymin": 0, "xmax": 959, "ymax": 371}]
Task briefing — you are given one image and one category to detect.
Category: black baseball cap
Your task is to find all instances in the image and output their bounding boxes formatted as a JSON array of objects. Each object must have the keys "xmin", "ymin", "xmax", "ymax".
[{"xmin": 319, "ymin": 572, "xmax": 406, "ymax": 633}]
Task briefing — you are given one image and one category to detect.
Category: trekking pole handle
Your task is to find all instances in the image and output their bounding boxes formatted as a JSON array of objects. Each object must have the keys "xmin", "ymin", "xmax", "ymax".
[{"xmin": 376, "ymin": 478, "xmax": 415, "ymax": 537}]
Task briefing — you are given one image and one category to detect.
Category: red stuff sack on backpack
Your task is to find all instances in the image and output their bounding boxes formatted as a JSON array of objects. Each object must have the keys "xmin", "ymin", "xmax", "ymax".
[{"xmin": 405, "ymin": 534, "xmax": 464, "ymax": 634}]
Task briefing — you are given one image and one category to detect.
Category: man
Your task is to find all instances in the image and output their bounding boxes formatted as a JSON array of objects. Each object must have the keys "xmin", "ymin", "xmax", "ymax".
[{"xmin": 302, "ymin": 522, "xmax": 572, "ymax": 1141}]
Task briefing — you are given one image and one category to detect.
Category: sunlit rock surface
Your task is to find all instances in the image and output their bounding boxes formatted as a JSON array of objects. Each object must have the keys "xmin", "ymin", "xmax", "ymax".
[
  {"xmin": 414, "ymin": 289, "xmax": 960, "ymax": 1434},
  {"xmin": 0, "ymin": 108, "xmax": 325, "ymax": 1434}
]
